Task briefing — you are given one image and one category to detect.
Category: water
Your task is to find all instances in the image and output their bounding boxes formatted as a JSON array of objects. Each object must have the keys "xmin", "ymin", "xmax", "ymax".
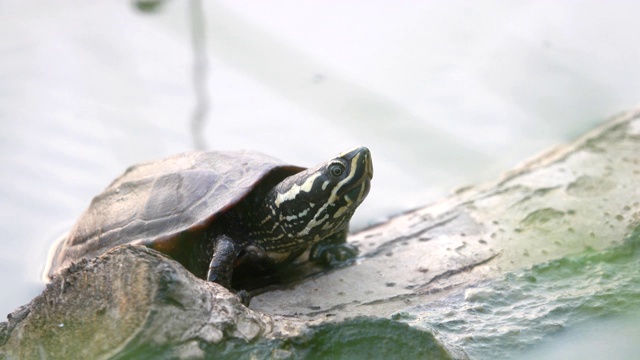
[
  {"xmin": 402, "ymin": 227, "xmax": 640, "ymax": 359},
  {"xmin": 2, "ymin": 1, "xmax": 640, "ymax": 352}
]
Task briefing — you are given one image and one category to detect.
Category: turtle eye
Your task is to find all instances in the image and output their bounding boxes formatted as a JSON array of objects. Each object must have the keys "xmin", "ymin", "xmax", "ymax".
[{"xmin": 329, "ymin": 163, "xmax": 345, "ymax": 177}]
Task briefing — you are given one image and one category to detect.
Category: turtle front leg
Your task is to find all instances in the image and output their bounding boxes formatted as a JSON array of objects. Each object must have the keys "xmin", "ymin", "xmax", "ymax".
[
  {"xmin": 207, "ymin": 235, "xmax": 251, "ymax": 306},
  {"xmin": 207, "ymin": 235, "xmax": 238, "ymax": 287},
  {"xmin": 309, "ymin": 228, "xmax": 358, "ymax": 266}
]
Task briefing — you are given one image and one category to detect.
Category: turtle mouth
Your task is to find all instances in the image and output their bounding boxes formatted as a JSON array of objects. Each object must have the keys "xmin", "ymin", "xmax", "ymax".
[{"xmin": 345, "ymin": 177, "xmax": 371, "ymax": 206}]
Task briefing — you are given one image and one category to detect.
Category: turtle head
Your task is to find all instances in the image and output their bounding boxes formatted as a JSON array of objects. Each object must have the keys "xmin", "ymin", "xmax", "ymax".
[{"xmin": 268, "ymin": 146, "xmax": 373, "ymax": 242}]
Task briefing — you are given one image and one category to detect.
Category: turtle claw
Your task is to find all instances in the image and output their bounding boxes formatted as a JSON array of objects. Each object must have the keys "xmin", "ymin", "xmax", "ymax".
[
  {"xmin": 310, "ymin": 242, "xmax": 359, "ymax": 266},
  {"xmin": 236, "ymin": 290, "xmax": 251, "ymax": 306}
]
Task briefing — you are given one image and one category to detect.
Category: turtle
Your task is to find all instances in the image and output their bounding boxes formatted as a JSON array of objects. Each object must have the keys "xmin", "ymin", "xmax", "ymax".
[{"xmin": 45, "ymin": 146, "xmax": 373, "ymax": 302}]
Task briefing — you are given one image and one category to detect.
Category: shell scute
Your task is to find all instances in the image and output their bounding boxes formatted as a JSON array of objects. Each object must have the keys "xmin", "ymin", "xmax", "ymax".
[{"xmin": 46, "ymin": 150, "xmax": 304, "ymax": 279}]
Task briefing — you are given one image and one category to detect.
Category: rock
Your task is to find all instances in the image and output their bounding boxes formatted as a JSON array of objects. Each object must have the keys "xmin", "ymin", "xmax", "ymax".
[
  {"xmin": 3, "ymin": 108, "xmax": 640, "ymax": 359},
  {"xmin": 251, "ymin": 108, "xmax": 640, "ymax": 320},
  {"xmin": 0, "ymin": 245, "xmax": 465, "ymax": 359},
  {"xmin": 0, "ymin": 246, "xmax": 274, "ymax": 359}
]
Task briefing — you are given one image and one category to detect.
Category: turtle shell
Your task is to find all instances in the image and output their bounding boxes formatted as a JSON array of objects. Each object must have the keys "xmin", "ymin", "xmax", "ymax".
[{"xmin": 46, "ymin": 150, "xmax": 304, "ymax": 279}]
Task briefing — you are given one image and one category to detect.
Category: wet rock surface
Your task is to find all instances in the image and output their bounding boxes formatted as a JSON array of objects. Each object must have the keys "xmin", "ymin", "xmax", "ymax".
[{"xmin": 2, "ymin": 109, "xmax": 640, "ymax": 359}]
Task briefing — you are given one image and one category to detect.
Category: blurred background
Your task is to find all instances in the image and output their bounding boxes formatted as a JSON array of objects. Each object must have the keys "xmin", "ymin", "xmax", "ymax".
[{"xmin": 1, "ymin": 0, "xmax": 640, "ymax": 352}]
